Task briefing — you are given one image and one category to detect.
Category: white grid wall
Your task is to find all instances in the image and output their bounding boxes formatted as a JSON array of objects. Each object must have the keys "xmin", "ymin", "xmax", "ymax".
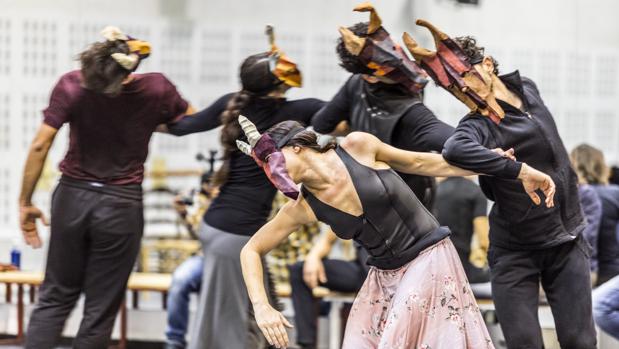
[{"xmin": 0, "ymin": 1, "xmax": 618, "ymax": 239}]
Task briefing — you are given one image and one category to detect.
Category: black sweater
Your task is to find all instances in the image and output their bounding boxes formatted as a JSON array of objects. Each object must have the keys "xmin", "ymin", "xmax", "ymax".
[
  {"xmin": 442, "ymin": 71, "xmax": 585, "ymax": 249},
  {"xmin": 168, "ymin": 94, "xmax": 325, "ymax": 236}
]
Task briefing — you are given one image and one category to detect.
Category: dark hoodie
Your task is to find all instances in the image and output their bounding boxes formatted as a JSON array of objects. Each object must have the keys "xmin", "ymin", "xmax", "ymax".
[{"xmin": 442, "ymin": 71, "xmax": 585, "ymax": 250}]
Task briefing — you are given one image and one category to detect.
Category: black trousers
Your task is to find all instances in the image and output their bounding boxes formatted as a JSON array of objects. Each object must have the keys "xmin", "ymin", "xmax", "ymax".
[
  {"xmin": 25, "ymin": 181, "xmax": 143, "ymax": 349},
  {"xmin": 288, "ymin": 258, "xmax": 367, "ymax": 347},
  {"xmin": 489, "ymin": 236, "xmax": 597, "ymax": 349}
]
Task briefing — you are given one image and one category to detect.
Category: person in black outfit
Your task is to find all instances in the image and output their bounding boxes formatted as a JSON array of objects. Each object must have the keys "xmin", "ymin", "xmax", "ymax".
[
  {"xmin": 165, "ymin": 28, "xmax": 325, "ymax": 349},
  {"xmin": 436, "ymin": 177, "xmax": 490, "ymax": 284},
  {"xmin": 311, "ymin": 5, "xmax": 453, "ymax": 210},
  {"xmin": 287, "ymin": 230, "xmax": 368, "ymax": 349},
  {"xmin": 421, "ymin": 32, "xmax": 597, "ymax": 348}
]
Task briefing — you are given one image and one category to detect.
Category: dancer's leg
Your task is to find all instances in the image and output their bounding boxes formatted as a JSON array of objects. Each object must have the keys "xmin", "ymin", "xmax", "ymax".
[
  {"xmin": 73, "ymin": 193, "xmax": 143, "ymax": 349},
  {"xmin": 25, "ymin": 184, "xmax": 90, "ymax": 349}
]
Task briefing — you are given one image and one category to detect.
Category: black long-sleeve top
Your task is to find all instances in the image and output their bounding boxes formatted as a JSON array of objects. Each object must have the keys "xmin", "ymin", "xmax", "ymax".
[
  {"xmin": 168, "ymin": 94, "xmax": 326, "ymax": 236},
  {"xmin": 311, "ymin": 74, "xmax": 454, "ymax": 207},
  {"xmin": 442, "ymin": 71, "xmax": 585, "ymax": 249}
]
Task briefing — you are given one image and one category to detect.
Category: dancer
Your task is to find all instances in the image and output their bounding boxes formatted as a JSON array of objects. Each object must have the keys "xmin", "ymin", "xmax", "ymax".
[
  {"xmin": 18, "ymin": 27, "xmax": 191, "ymax": 349},
  {"xmin": 237, "ymin": 118, "xmax": 555, "ymax": 348},
  {"xmin": 403, "ymin": 20, "xmax": 597, "ymax": 348},
  {"xmin": 311, "ymin": 3, "xmax": 454, "ymax": 210},
  {"xmin": 165, "ymin": 26, "xmax": 325, "ymax": 349}
]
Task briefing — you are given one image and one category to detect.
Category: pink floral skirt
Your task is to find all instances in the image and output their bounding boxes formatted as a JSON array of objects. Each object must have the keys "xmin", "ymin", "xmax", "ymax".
[{"xmin": 342, "ymin": 238, "xmax": 494, "ymax": 349}]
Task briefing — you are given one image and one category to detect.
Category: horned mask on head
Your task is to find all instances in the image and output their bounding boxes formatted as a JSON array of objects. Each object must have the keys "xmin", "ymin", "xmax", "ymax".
[
  {"xmin": 101, "ymin": 26, "xmax": 151, "ymax": 71},
  {"xmin": 236, "ymin": 115, "xmax": 304, "ymax": 200},
  {"xmin": 338, "ymin": 2, "xmax": 428, "ymax": 94},
  {"xmin": 402, "ymin": 20, "xmax": 504, "ymax": 124}
]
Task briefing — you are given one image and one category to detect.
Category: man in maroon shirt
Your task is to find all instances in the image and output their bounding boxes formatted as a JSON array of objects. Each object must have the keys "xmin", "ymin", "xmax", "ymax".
[{"xmin": 18, "ymin": 27, "xmax": 192, "ymax": 349}]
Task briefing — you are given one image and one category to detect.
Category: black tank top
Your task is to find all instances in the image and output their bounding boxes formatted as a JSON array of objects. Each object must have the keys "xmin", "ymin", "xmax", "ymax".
[{"xmin": 302, "ymin": 146, "xmax": 450, "ymax": 270}]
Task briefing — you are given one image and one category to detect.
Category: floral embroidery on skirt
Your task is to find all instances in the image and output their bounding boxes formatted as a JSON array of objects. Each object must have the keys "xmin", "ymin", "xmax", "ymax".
[{"xmin": 342, "ymin": 238, "xmax": 494, "ymax": 349}]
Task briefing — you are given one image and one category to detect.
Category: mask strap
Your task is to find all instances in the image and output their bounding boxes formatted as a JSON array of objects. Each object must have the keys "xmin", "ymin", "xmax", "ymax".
[{"xmin": 276, "ymin": 126, "xmax": 305, "ymax": 148}]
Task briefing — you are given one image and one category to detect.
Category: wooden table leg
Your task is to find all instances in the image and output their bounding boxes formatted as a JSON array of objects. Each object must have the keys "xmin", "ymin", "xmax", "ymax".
[
  {"xmin": 16, "ymin": 284, "xmax": 24, "ymax": 341},
  {"xmin": 5, "ymin": 283, "xmax": 11, "ymax": 303},
  {"xmin": 29, "ymin": 285, "xmax": 36, "ymax": 304},
  {"xmin": 118, "ymin": 299, "xmax": 127, "ymax": 349},
  {"xmin": 132, "ymin": 290, "xmax": 138, "ymax": 309}
]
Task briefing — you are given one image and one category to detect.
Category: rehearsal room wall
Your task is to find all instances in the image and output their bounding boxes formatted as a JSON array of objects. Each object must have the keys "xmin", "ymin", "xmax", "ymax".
[{"xmin": 0, "ymin": 0, "xmax": 617, "ymax": 271}]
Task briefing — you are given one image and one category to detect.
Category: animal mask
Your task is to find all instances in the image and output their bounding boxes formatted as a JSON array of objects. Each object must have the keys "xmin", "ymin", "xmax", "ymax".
[
  {"xmin": 236, "ymin": 115, "xmax": 302, "ymax": 200},
  {"xmin": 338, "ymin": 2, "xmax": 428, "ymax": 94},
  {"xmin": 402, "ymin": 20, "xmax": 504, "ymax": 123},
  {"xmin": 101, "ymin": 26, "xmax": 151, "ymax": 71}
]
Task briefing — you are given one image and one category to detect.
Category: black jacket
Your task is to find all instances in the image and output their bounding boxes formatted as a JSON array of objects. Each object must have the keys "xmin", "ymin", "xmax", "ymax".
[
  {"xmin": 442, "ymin": 71, "xmax": 585, "ymax": 249},
  {"xmin": 312, "ymin": 74, "xmax": 454, "ymax": 209}
]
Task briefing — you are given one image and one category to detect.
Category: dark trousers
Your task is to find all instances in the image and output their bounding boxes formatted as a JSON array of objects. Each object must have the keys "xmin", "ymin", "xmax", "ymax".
[
  {"xmin": 288, "ymin": 258, "xmax": 367, "ymax": 347},
  {"xmin": 489, "ymin": 236, "xmax": 597, "ymax": 349},
  {"xmin": 25, "ymin": 181, "xmax": 143, "ymax": 349}
]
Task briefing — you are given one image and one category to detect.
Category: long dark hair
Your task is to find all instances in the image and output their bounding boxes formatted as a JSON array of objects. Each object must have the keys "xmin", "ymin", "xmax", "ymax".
[
  {"xmin": 211, "ymin": 52, "xmax": 283, "ymax": 186},
  {"xmin": 266, "ymin": 120, "xmax": 336, "ymax": 153},
  {"xmin": 79, "ymin": 40, "xmax": 131, "ymax": 96}
]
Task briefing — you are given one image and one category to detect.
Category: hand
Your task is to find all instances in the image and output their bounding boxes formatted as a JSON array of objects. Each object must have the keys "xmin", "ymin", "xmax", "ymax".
[
  {"xmin": 492, "ymin": 147, "xmax": 516, "ymax": 161},
  {"xmin": 518, "ymin": 164, "xmax": 555, "ymax": 208},
  {"xmin": 173, "ymin": 195, "xmax": 188, "ymax": 216},
  {"xmin": 303, "ymin": 254, "xmax": 327, "ymax": 289},
  {"xmin": 19, "ymin": 205, "xmax": 49, "ymax": 249},
  {"xmin": 254, "ymin": 302, "xmax": 293, "ymax": 348}
]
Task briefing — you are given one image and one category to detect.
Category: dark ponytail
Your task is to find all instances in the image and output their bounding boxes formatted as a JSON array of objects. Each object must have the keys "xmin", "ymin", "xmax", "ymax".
[
  {"xmin": 80, "ymin": 40, "xmax": 131, "ymax": 96},
  {"xmin": 266, "ymin": 120, "xmax": 337, "ymax": 153},
  {"xmin": 211, "ymin": 51, "xmax": 286, "ymax": 186},
  {"xmin": 211, "ymin": 91, "xmax": 253, "ymax": 186}
]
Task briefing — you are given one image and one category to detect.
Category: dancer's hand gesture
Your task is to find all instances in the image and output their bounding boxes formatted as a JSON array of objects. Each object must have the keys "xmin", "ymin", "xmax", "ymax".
[
  {"xmin": 254, "ymin": 302, "xmax": 293, "ymax": 348},
  {"xmin": 19, "ymin": 204, "xmax": 48, "ymax": 249},
  {"xmin": 518, "ymin": 164, "xmax": 555, "ymax": 208}
]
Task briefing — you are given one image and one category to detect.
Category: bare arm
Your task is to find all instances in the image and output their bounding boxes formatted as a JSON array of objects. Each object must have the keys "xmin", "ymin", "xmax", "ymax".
[
  {"xmin": 18, "ymin": 124, "xmax": 57, "ymax": 248},
  {"xmin": 343, "ymin": 132, "xmax": 555, "ymax": 207},
  {"xmin": 473, "ymin": 216, "xmax": 489, "ymax": 252},
  {"xmin": 303, "ymin": 229, "xmax": 338, "ymax": 288},
  {"xmin": 240, "ymin": 198, "xmax": 316, "ymax": 348},
  {"xmin": 344, "ymin": 132, "xmax": 475, "ymax": 177}
]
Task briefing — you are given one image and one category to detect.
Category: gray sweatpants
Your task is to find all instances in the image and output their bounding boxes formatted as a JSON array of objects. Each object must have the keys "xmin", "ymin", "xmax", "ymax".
[{"xmin": 188, "ymin": 223, "xmax": 268, "ymax": 349}]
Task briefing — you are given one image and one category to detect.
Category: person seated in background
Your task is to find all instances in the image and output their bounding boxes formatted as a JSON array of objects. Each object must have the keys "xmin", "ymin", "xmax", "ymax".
[
  {"xmin": 570, "ymin": 145, "xmax": 603, "ymax": 285},
  {"xmin": 610, "ymin": 166, "xmax": 619, "ymax": 185},
  {"xmin": 571, "ymin": 144, "xmax": 619, "ymax": 286},
  {"xmin": 165, "ymin": 173, "xmax": 218, "ymax": 349},
  {"xmin": 435, "ymin": 176, "xmax": 490, "ymax": 285},
  {"xmin": 288, "ymin": 230, "xmax": 368, "ymax": 349}
]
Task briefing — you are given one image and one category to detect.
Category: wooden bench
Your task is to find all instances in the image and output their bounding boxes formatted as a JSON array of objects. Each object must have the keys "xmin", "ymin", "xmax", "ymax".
[{"xmin": 0, "ymin": 271, "xmax": 171, "ymax": 349}]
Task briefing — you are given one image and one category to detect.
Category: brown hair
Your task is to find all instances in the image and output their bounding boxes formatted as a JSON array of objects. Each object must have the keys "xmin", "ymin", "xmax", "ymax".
[
  {"xmin": 266, "ymin": 120, "xmax": 336, "ymax": 153},
  {"xmin": 570, "ymin": 144, "xmax": 609, "ymax": 185},
  {"xmin": 454, "ymin": 35, "xmax": 500, "ymax": 75},
  {"xmin": 79, "ymin": 40, "xmax": 132, "ymax": 96}
]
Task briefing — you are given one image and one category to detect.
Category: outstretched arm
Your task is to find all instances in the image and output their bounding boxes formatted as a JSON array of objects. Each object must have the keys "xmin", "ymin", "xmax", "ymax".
[
  {"xmin": 161, "ymin": 93, "xmax": 234, "ymax": 136},
  {"xmin": 241, "ymin": 198, "xmax": 317, "ymax": 348},
  {"xmin": 343, "ymin": 132, "xmax": 555, "ymax": 207}
]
